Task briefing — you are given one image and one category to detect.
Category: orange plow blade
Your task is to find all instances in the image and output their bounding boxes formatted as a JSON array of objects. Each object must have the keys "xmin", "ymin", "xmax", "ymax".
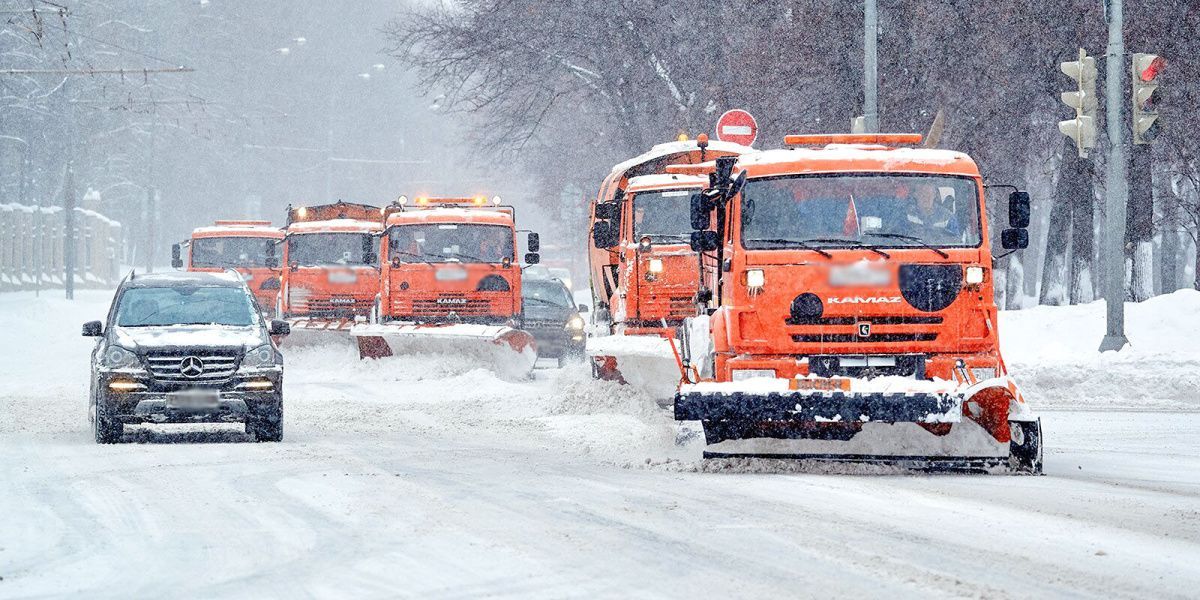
[{"xmin": 350, "ymin": 323, "xmax": 537, "ymax": 379}]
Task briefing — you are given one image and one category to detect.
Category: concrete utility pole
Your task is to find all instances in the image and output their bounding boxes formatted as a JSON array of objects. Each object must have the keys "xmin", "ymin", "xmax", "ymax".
[
  {"xmin": 863, "ymin": 0, "xmax": 879, "ymax": 133},
  {"xmin": 1100, "ymin": 0, "xmax": 1130, "ymax": 352}
]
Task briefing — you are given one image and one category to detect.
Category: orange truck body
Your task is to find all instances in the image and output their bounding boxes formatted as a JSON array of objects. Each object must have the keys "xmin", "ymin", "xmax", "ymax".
[
  {"xmin": 376, "ymin": 198, "xmax": 525, "ymax": 325},
  {"xmin": 178, "ymin": 220, "xmax": 284, "ymax": 311},
  {"xmin": 278, "ymin": 201, "xmax": 383, "ymax": 323},
  {"xmin": 673, "ymin": 134, "xmax": 1039, "ymax": 470},
  {"xmin": 588, "ymin": 138, "xmax": 751, "ymax": 336}
]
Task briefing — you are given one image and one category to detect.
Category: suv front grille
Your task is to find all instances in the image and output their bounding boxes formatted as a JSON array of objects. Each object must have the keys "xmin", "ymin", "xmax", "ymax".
[{"xmin": 145, "ymin": 352, "xmax": 240, "ymax": 384}]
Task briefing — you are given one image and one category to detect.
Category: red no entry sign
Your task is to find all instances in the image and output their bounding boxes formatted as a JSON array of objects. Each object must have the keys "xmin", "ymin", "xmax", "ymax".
[{"xmin": 715, "ymin": 109, "xmax": 758, "ymax": 146}]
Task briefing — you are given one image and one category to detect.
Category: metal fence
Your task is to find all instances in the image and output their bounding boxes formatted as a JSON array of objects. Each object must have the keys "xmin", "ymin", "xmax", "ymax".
[{"xmin": 0, "ymin": 202, "xmax": 123, "ymax": 291}]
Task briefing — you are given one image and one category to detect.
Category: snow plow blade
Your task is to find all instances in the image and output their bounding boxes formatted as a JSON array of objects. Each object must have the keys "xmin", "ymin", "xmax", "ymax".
[
  {"xmin": 587, "ymin": 336, "xmax": 681, "ymax": 406},
  {"xmin": 674, "ymin": 390, "xmax": 963, "ymax": 424},
  {"xmin": 350, "ymin": 323, "xmax": 537, "ymax": 379},
  {"xmin": 278, "ymin": 317, "xmax": 357, "ymax": 348}
]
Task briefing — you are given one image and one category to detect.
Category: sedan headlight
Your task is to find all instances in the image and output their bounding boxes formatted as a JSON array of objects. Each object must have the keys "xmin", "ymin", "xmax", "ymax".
[
  {"xmin": 102, "ymin": 345, "xmax": 141, "ymax": 369},
  {"xmin": 240, "ymin": 344, "xmax": 276, "ymax": 369},
  {"xmin": 566, "ymin": 315, "xmax": 585, "ymax": 331}
]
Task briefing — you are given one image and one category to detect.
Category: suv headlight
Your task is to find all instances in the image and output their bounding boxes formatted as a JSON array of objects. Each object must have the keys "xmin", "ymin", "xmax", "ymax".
[
  {"xmin": 566, "ymin": 315, "xmax": 585, "ymax": 331},
  {"xmin": 240, "ymin": 344, "xmax": 276, "ymax": 369},
  {"xmin": 102, "ymin": 345, "xmax": 141, "ymax": 369}
]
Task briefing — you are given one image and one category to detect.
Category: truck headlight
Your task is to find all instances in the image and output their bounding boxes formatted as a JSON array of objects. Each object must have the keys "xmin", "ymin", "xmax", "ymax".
[
  {"xmin": 647, "ymin": 259, "xmax": 664, "ymax": 274},
  {"xmin": 240, "ymin": 344, "xmax": 276, "ymax": 369},
  {"xmin": 102, "ymin": 345, "xmax": 140, "ymax": 369},
  {"xmin": 965, "ymin": 266, "xmax": 985, "ymax": 285},
  {"xmin": 746, "ymin": 269, "xmax": 765, "ymax": 288},
  {"xmin": 566, "ymin": 315, "xmax": 585, "ymax": 331}
]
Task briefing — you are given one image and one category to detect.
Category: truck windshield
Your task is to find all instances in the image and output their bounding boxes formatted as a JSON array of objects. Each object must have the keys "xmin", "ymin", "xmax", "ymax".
[
  {"xmin": 633, "ymin": 189, "xmax": 695, "ymax": 241},
  {"xmin": 287, "ymin": 233, "xmax": 375, "ymax": 266},
  {"xmin": 740, "ymin": 174, "xmax": 982, "ymax": 250},
  {"xmin": 388, "ymin": 224, "xmax": 513, "ymax": 263},
  {"xmin": 191, "ymin": 236, "xmax": 275, "ymax": 268},
  {"xmin": 116, "ymin": 286, "xmax": 256, "ymax": 327}
]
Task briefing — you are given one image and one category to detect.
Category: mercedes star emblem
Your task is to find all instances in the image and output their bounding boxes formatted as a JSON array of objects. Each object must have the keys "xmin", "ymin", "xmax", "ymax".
[{"xmin": 179, "ymin": 356, "xmax": 205, "ymax": 378}]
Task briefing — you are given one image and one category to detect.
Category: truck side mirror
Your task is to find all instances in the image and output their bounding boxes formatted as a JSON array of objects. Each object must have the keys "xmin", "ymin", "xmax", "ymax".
[
  {"xmin": 524, "ymin": 252, "xmax": 541, "ymax": 265},
  {"xmin": 82, "ymin": 320, "xmax": 103, "ymax": 337},
  {"xmin": 265, "ymin": 243, "xmax": 279, "ymax": 269},
  {"xmin": 527, "ymin": 232, "xmax": 540, "ymax": 253},
  {"xmin": 1001, "ymin": 228, "xmax": 1029, "ymax": 250},
  {"xmin": 592, "ymin": 221, "xmax": 618, "ymax": 249},
  {"xmin": 1008, "ymin": 191, "xmax": 1031, "ymax": 228},
  {"xmin": 690, "ymin": 230, "xmax": 720, "ymax": 252},
  {"xmin": 690, "ymin": 193, "xmax": 711, "ymax": 230},
  {"xmin": 171, "ymin": 243, "xmax": 183, "ymax": 269},
  {"xmin": 577, "ymin": 304, "xmax": 589, "ymax": 313},
  {"xmin": 362, "ymin": 235, "xmax": 378, "ymax": 265},
  {"xmin": 594, "ymin": 203, "xmax": 619, "ymax": 220}
]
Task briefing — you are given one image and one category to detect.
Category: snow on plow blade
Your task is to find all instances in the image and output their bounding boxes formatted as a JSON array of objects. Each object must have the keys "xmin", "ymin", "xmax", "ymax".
[
  {"xmin": 587, "ymin": 335, "xmax": 681, "ymax": 406},
  {"xmin": 674, "ymin": 389, "xmax": 963, "ymax": 424},
  {"xmin": 350, "ymin": 323, "xmax": 537, "ymax": 379},
  {"xmin": 278, "ymin": 318, "xmax": 357, "ymax": 348}
]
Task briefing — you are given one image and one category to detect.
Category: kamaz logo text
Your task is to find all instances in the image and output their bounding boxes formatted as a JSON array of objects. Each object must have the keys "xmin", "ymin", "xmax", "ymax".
[
  {"xmin": 436, "ymin": 297, "xmax": 468, "ymax": 305},
  {"xmin": 827, "ymin": 296, "xmax": 902, "ymax": 305}
]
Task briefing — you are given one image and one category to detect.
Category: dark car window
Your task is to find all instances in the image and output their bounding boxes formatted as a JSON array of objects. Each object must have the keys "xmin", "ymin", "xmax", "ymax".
[
  {"xmin": 116, "ymin": 286, "xmax": 257, "ymax": 327},
  {"xmin": 522, "ymin": 280, "xmax": 573, "ymax": 308}
]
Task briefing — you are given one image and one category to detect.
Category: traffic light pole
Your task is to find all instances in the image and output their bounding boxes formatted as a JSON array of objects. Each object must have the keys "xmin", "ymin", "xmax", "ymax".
[
  {"xmin": 863, "ymin": 0, "xmax": 879, "ymax": 133},
  {"xmin": 1099, "ymin": 0, "xmax": 1130, "ymax": 351}
]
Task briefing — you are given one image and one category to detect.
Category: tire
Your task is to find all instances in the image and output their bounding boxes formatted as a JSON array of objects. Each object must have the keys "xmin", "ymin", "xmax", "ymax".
[
  {"xmin": 249, "ymin": 401, "xmax": 283, "ymax": 442},
  {"xmin": 93, "ymin": 399, "xmax": 123, "ymax": 444},
  {"xmin": 1008, "ymin": 419, "xmax": 1043, "ymax": 474}
]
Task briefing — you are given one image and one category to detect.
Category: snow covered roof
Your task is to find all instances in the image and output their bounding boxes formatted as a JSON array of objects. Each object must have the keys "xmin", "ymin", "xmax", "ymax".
[
  {"xmin": 193, "ymin": 224, "xmax": 283, "ymax": 238},
  {"xmin": 609, "ymin": 139, "xmax": 753, "ymax": 176},
  {"xmin": 123, "ymin": 271, "xmax": 245, "ymax": 288},
  {"xmin": 625, "ymin": 173, "xmax": 707, "ymax": 192},
  {"xmin": 286, "ymin": 218, "xmax": 381, "ymax": 234},
  {"xmin": 386, "ymin": 206, "xmax": 513, "ymax": 227},
  {"xmin": 736, "ymin": 145, "xmax": 979, "ymax": 177}
]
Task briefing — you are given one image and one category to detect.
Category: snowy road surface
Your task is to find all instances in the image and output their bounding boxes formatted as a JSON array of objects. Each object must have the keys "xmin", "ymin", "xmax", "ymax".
[{"xmin": 3, "ymin": 291, "xmax": 1200, "ymax": 598}]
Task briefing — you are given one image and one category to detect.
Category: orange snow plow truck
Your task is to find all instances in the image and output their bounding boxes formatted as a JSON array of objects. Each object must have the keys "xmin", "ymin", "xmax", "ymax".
[
  {"xmin": 276, "ymin": 201, "xmax": 383, "ymax": 345},
  {"xmin": 172, "ymin": 220, "xmax": 284, "ymax": 312},
  {"xmin": 587, "ymin": 136, "xmax": 750, "ymax": 401},
  {"xmin": 350, "ymin": 196, "xmax": 540, "ymax": 378},
  {"xmin": 671, "ymin": 134, "xmax": 1042, "ymax": 473}
]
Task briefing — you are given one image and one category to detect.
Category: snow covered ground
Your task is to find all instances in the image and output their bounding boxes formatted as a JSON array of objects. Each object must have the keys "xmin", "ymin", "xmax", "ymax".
[{"xmin": 2, "ymin": 289, "xmax": 1200, "ymax": 597}]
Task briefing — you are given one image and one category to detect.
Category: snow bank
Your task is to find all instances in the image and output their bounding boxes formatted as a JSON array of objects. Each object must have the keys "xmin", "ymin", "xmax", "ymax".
[{"xmin": 1000, "ymin": 289, "xmax": 1200, "ymax": 410}]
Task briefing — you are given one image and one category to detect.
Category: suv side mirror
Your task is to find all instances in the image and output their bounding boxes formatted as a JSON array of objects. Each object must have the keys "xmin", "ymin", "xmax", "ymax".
[
  {"xmin": 1008, "ymin": 191, "xmax": 1031, "ymax": 228},
  {"xmin": 269, "ymin": 319, "xmax": 290, "ymax": 336},
  {"xmin": 171, "ymin": 243, "xmax": 183, "ymax": 269},
  {"xmin": 690, "ymin": 192, "xmax": 713, "ymax": 230},
  {"xmin": 577, "ymin": 304, "xmax": 589, "ymax": 313},
  {"xmin": 1001, "ymin": 228, "xmax": 1029, "ymax": 250},
  {"xmin": 690, "ymin": 230, "xmax": 720, "ymax": 252},
  {"xmin": 594, "ymin": 203, "xmax": 619, "ymax": 220},
  {"xmin": 82, "ymin": 320, "xmax": 103, "ymax": 337},
  {"xmin": 592, "ymin": 221, "xmax": 618, "ymax": 249},
  {"xmin": 527, "ymin": 232, "xmax": 540, "ymax": 253}
]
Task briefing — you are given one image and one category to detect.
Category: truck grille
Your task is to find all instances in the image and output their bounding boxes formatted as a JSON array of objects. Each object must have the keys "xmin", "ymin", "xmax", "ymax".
[
  {"xmin": 145, "ymin": 352, "xmax": 240, "ymax": 384},
  {"xmin": 292, "ymin": 295, "xmax": 373, "ymax": 315},
  {"xmin": 398, "ymin": 296, "xmax": 496, "ymax": 317},
  {"xmin": 791, "ymin": 332, "xmax": 938, "ymax": 343}
]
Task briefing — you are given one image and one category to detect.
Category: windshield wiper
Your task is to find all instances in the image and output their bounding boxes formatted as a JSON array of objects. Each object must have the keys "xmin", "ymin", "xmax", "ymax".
[
  {"xmin": 799, "ymin": 238, "xmax": 891, "ymax": 259},
  {"xmin": 449, "ymin": 252, "xmax": 500, "ymax": 267},
  {"xmin": 746, "ymin": 238, "xmax": 833, "ymax": 259},
  {"xmin": 390, "ymin": 250, "xmax": 436, "ymax": 265},
  {"xmin": 861, "ymin": 232, "xmax": 950, "ymax": 258},
  {"xmin": 524, "ymin": 297, "xmax": 566, "ymax": 308}
]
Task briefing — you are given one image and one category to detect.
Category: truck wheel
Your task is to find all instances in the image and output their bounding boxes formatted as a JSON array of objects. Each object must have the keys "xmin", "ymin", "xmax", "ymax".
[
  {"xmin": 93, "ymin": 400, "xmax": 123, "ymax": 444},
  {"xmin": 249, "ymin": 402, "xmax": 283, "ymax": 442},
  {"xmin": 1008, "ymin": 419, "xmax": 1043, "ymax": 474}
]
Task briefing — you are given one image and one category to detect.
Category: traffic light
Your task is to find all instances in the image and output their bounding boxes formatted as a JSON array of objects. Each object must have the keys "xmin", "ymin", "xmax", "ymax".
[
  {"xmin": 1058, "ymin": 48, "xmax": 1097, "ymax": 158},
  {"xmin": 1132, "ymin": 53, "xmax": 1164, "ymax": 145}
]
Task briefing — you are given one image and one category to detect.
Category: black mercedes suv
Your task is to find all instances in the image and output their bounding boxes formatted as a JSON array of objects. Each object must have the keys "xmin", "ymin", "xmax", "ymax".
[
  {"xmin": 83, "ymin": 271, "xmax": 289, "ymax": 443},
  {"xmin": 522, "ymin": 276, "xmax": 586, "ymax": 366}
]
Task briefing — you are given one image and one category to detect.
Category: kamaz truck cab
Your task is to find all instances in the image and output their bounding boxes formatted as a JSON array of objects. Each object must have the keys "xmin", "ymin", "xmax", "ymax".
[
  {"xmin": 276, "ymin": 201, "xmax": 383, "ymax": 343},
  {"xmin": 350, "ymin": 196, "xmax": 541, "ymax": 378},
  {"xmin": 672, "ymin": 134, "xmax": 1041, "ymax": 472},
  {"xmin": 172, "ymin": 220, "xmax": 284, "ymax": 313}
]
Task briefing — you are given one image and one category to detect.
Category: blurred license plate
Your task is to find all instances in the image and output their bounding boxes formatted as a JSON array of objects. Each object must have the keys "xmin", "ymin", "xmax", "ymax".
[
  {"xmin": 435, "ymin": 267, "xmax": 468, "ymax": 281},
  {"xmin": 790, "ymin": 378, "xmax": 851, "ymax": 391},
  {"xmin": 328, "ymin": 271, "xmax": 358, "ymax": 284},
  {"xmin": 168, "ymin": 390, "xmax": 219, "ymax": 410},
  {"xmin": 829, "ymin": 264, "xmax": 891, "ymax": 287}
]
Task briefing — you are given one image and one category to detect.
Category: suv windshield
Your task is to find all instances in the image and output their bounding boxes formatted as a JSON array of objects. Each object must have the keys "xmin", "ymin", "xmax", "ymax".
[
  {"xmin": 522, "ymin": 280, "xmax": 573, "ymax": 308},
  {"xmin": 191, "ymin": 236, "xmax": 275, "ymax": 268},
  {"xmin": 633, "ymin": 189, "xmax": 695, "ymax": 241},
  {"xmin": 388, "ymin": 224, "xmax": 513, "ymax": 263},
  {"xmin": 287, "ymin": 232, "xmax": 375, "ymax": 266},
  {"xmin": 116, "ymin": 286, "xmax": 257, "ymax": 327},
  {"xmin": 740, "ymin": 174, "xmax": 982, "ymax": 250}
]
